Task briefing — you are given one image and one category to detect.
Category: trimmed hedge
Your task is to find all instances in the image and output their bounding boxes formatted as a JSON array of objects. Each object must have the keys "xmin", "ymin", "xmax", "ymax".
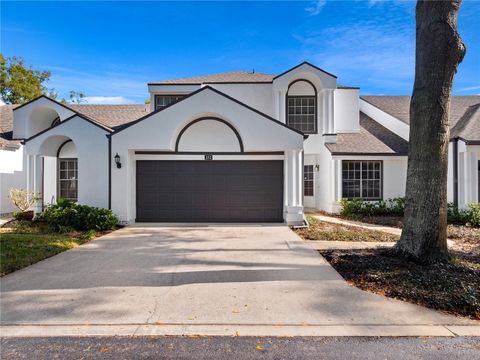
[
  {"xmin": 41, "ymin": 198, "xmax": 118, "ymax": 232},
  {"xmin": 340, "ymin": 198, "xmax": 405, "ymax": 217},
  {"xmin": 340, "ymin": 198, "xmax": 480, "ymax": 227}
]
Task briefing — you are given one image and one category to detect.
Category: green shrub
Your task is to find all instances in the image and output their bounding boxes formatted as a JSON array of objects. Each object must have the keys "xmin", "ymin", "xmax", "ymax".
[
  {"xmin": 42, "ymin": 199, "xmax": 118, "ymax": 232},
  {"xmin": 466, "ymin": 203, "xmax": 480, "ymax": 227},
  {"xmin": 341, "ymin": 198, "xmax": 480, "ymax": 228},
  {"xmin": 12, "ymin": 220, "xmax": 35, "ymax": 233},
  {"xmin": 340, "ymin": 197, "xmax": 405, "ymax": 218},
  {"xmin": 340, "ymin": 198, "xmax": 363, "ymax": 218},
  {"xmin": 56, "ymin": 197, "xmax": 75, "ymax": 208},
  {"xmin": 447, "ymin": 203, "xmax": 480, "ymax": 227},
  {"xmin": 447, "ymin": 203, "xmax": 468, "ymax": 224}
]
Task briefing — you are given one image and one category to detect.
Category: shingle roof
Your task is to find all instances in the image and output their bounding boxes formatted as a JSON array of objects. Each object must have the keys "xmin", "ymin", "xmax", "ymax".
[
  {"xmin": 0, "ymin": 104, "xmax": 20, "ymax": 135},
  {"xmin": 451, "ymin": 103, "xmax": 480, "ymax": 143},
  {"xmin": 326, "ymin": 112, "xmax": 409, "ymax": 155},
  {"xmin": 0, "ymin": 103, "xmax": 150, "ymax": 148},
  {"xmin": 361, "ymin": 95, "xmax": 480, "ymax": 142},
  {"xmin": 0, "ymin": 104, "xmax": 21, "ymax": 150},
  {"xmin": 149, "ymin": 71, "xmax": 275, "ymax": 85},
  {"xmin": 68, "ymin": 104, "xmax": 150, "ymax": 129}
]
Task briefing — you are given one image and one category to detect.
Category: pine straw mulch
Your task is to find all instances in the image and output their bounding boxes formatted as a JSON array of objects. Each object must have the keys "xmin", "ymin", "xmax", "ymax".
[{"xmin": 320, "ymin": 248, "xmax": 480, "ymax": 320}]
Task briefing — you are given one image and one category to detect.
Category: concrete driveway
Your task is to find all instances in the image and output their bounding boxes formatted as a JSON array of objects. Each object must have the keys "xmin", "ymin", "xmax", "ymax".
[{"xmin": 1, "ymin": 224, "xmax": 477, "ymax": 337}]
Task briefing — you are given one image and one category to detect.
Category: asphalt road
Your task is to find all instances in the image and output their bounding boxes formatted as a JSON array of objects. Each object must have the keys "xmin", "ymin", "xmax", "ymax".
[{"xmin": 1, "ymin": 336, "xmax": 480, "ymax": 359}]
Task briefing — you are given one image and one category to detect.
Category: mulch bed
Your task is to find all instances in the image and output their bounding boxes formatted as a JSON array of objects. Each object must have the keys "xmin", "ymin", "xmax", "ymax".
[{"xmin": 320, "ymin": 248, "xmax": 480, "ymax": 320}]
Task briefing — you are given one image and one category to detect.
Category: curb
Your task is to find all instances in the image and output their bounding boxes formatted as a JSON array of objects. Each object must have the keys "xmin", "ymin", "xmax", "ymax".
[{"xmin": 2, "ymin": 324, "xmax": 479, "ymax": 337}]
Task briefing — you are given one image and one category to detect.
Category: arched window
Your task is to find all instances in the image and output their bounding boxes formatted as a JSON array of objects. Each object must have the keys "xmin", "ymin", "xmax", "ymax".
[
  {"xmin": 28, "ymin": 106, "xmax": 62, "ymax": 136},
  {"xmin": 51, "ymin": 116, "xmax": 61, "ymax": 127},
  {"xmin": 57, "ymin": 140, "xmax": 78, "ymax": 202},
  {"xmin": 286, "ymin": 79, "xmax": 317, "ymax": 134}
]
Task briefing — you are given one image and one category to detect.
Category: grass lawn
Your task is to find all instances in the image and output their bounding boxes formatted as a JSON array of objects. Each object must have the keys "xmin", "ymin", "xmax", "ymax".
[
  {"xmin": 295, "ymin": 215, "xmax": 399, "ymax": 242},
  {"xmin": 0, "ymin": 232, "xmax": 91, "ymax": 276}
]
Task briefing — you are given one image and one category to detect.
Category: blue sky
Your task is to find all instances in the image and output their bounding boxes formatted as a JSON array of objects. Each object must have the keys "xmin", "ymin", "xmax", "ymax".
[{"xmin": 1, "ymin": 0, "xmax": 479, "ymax": 104}]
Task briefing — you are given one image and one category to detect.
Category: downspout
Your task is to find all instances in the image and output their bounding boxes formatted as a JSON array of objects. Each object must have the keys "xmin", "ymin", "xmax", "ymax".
[
  {"xmin": 41, "ymin": 158, "xmax": 44, "ymax": 212},
  {"xmin": 108, "ymin": 135, "xmax": 112, "ymax": 210},
  {"xmin": 453, "ymin": 138, "xmax": 459, "ymax": 208}
]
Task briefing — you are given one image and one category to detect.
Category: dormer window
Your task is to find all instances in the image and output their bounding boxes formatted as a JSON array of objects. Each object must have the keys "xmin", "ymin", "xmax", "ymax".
[
  {"xmin": 154, "ymin": 95, "xmax": 187, "ymax": 111},
  {"xmin": 286, "ymin": 80, "xmax": 317, "ymax": 134}
]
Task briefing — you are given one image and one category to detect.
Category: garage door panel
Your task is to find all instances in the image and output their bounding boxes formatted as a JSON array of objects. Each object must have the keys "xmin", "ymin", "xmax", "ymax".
[
  {"xmin": 136, "ymin": 192, "xmax": 157, "ymax": 206},
  {"xmin": 156, "ymin": 176, "xmax": 175, "ymax": 188},
  {"xmin": 136, "ymin": 160, "xmax": 283, "ymax": 222},
  {"xmin": 157, "ymin": 192, "xmax": 175, "ymax": 205},
  {"xmin": 209, "ymin": 191, "xmax": 227, "ymax": 207}
]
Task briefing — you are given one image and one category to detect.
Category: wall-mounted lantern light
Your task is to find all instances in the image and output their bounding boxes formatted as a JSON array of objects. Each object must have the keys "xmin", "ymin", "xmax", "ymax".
[
  {"xmin": 315, "ymin": 164, "xmax": 320, "ymax": 172},
  {"xmin": 114, "ymin": 153, "xmax": 122, "ymax": 169}
]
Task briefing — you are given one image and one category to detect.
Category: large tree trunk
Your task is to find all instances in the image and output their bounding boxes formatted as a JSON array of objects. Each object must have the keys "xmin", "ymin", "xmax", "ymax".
[{"xmin": 396, "ymin": 0, "xmax": 466, "ymax": 262}]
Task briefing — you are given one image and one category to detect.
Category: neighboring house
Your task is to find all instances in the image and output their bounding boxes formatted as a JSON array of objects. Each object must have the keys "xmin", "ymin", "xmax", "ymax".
[{"xmin": 0, "ymin": 61, "xmax": 479, "ymax": 224}]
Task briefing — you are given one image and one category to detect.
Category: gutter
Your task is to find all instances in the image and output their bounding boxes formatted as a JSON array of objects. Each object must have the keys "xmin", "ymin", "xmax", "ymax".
[
  {"xmin": 108, "ymin": 134, "xmax": 112, "ymax": 210},
  {"xmin": 453, "ymin": 138, "xmax": 459, "ymax": 208}
]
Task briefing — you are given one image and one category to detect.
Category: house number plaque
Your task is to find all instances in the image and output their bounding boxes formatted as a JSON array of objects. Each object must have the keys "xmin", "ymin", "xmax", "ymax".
[{"xmin": 204, "ymin": 154, "xmax": 213, "ymax": 160}]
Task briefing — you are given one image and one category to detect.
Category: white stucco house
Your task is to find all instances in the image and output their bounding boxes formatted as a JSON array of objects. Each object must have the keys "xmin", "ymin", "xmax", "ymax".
[{"xmin": 1, "ymin": 62, "xmax": 479, "ymax": 225}]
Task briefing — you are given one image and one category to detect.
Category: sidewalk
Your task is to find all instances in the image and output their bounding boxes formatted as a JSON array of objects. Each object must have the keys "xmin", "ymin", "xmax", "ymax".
[
  {"xmin": 307, "ymin": 213, "xmax": 456, "ymax": 248},
  {"xmin": 309, "ymin": 213, "xmax": 402, "ymax": 236},
  {"xmin": 306, "ymin": 240, "xmax": 395, "ymax": 250}
]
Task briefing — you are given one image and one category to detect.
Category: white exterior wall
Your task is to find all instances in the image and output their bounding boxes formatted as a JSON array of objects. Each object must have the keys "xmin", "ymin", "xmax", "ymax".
[
  {"xmin": 177, "ymin": 120, "xmax": 241, "ymax": 152},
  {"xmin": 43, "ymin": 156, "xmax": 57, "ymax": 206},
  {"xmin": 447, "ymin": 141, "xmax": 455, "ymax": 203},
  {"xmin": 272, "ymin": 65, "xmax": 336, "ymax": 136},
  {"xmin": 466, "ymin": 144, "xmax": 480, "ymax": 204},
  {"xmin": 13, "ymin": 97, "xmax": 75, "ymax": 139},
  {"xmin": 457, "ymin": 141, "xmax": 478, "ymax": 207},
  {"xmin": 148, "ymin": 84, "xmax": 201, "ymax": 112},
  {"xmin": 209, "ymin": 84, "xmax": 275, "ymax": 117},
  {"xmin": 325, "ymin": 155, "xmax": 408, "ymax": 213},
  {"xmin": 0, "ymin": 146, "xmax": 27, "ymax": 214},
  {"xmin": 148, "ymin": 83, "xmax": 276, "ymax": 117},
  {"xmin": 334, "ymin": 89, "xmax": 360, "ymax": 133},
  {"xmin": 0, "ymin": 146, "xmax": 24, "ymax": 174},
  {"xmin": 304, "ymin": 143, "xmax": 335, "ymax": 212},
  {"xmin": 25, "ymin": 116, "xmax": 110, "ymax": 209},
  {"xmin": 383, "ymin": 158, "xmax": 408, "ymax": 199}
]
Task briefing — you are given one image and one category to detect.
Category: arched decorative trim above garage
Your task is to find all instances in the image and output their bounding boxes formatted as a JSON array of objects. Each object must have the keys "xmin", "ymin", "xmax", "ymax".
[{"xmin": 175, "ymin": 117, "xmax": 244, "ymax": 152}]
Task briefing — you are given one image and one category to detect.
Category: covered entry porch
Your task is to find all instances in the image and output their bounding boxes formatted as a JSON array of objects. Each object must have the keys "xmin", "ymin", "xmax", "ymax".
[{"xmin": 22, "ymin": 115, "xmax": 111, "ymax": 212}]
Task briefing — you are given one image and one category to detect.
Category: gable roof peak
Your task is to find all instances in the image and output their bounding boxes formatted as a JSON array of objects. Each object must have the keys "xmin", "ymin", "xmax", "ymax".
[{"xmin": 273, "ymin": 61, "xmax": 337, "ymax": 80}]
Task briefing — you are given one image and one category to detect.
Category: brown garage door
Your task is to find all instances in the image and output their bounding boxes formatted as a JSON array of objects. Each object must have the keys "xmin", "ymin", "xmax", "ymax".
[{"xmin": 136, "ymin": 160, "xmax": 284, "ymax": 222}]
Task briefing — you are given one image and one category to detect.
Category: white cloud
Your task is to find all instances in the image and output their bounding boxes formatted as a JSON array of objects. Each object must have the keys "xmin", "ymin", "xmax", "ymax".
[
  {"xmin": 368, "ymin": 0, "xmax": 382, "ymax": 7},
  {"xmin": 83, "ymin": 96, "xmax": 132, "ymax": 104},
  {"xmin": 292, "ymin": 19, "xmax": 416, "ymax": 93},
  {"xmin": 457, "ymin": 85, "xmax": 480, "ymax": 92},
  {"xmin": 42, "ymin": 65, "xmax": 149, "ymax": 103},
  {"xmin": 305, "ymin": 0, "xmax": 327, "ymax": 16}
]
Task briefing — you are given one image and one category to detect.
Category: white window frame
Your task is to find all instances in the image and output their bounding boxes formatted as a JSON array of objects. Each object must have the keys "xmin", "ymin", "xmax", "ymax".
[
  {"xmin": 341, "ymin": 160, "xmax": 383, "ymax": 200},
  {"xmin": 58, "ymin": 158, "xmax": 78, "ymax": 202}
]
